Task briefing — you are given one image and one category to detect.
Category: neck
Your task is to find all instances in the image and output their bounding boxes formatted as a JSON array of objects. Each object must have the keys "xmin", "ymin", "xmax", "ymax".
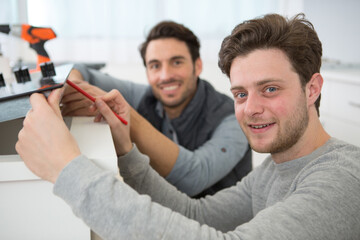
[
  {"xmin": 164, "ymin": 88, "xmax": 197, "ymax": 119},
  {"xmin": 164, "ymin": 103, "xmax": 187, "ymax": 119},
  {"xmin": 271, "ymin": 113, "xmax": 331, "ymax": 164}
]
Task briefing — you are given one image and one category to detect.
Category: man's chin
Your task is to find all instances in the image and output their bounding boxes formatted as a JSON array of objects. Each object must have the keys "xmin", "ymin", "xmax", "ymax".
[
  {"xmin": 251, "ymin": 147, "xmax": 271, "ymax": 154},
  {"xmin": 249, "ymin": 141, "xmax": 273, "ymax": 154},
  {"xmin": 161, "ymin": 98, "xmax": 184, "ymax": 108}
]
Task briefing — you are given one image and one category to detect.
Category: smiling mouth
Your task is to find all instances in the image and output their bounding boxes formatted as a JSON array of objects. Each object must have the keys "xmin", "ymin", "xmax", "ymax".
[
  {"xmin": 158, "ymin": 80, "xmax": 182, "ymax": 92},
  {"xmin": 249, "ymin": 123, "xmax": 275, "ymax": 129},
  {"xmin": 161, "ymin": 85, "xmax": 179, "ymax": 91}
]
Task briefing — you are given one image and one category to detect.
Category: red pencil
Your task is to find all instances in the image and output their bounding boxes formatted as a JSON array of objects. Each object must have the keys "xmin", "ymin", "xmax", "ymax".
[{"xmin": 66, "ymin": 79, "xmax": 128, "ymax": 125}]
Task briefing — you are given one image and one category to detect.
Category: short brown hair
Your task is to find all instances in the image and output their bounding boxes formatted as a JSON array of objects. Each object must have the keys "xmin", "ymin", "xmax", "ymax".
[
  {"xmin": 139, "ymin": 21, "xmax": 200, "ymax": 65},
  {"xmin": 218, "ymin": 13, "xmax": 322, "ymax": 115}
]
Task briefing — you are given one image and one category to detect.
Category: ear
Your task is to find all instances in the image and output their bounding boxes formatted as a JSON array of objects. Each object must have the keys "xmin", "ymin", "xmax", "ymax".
[
  {"xmin": 194, "ymin": 57, "xmax": 203, "ymax": 77},
  {"xmin": 306, "ymin": 73, "xmax": 323, "ymax": 106}
]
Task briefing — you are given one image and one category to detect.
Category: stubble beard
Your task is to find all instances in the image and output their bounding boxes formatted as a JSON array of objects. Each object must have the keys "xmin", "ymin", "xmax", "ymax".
[
  {"xmin": 265, "ymin": 100, "xmax": 309, "ymax": 154},
  {"xmin": 246, "ymin": 97, "xmax": 309, "ymax": 154},
  {"xmin": 154, "ymin": 75, "xmax": 197, "ymax": 109}
]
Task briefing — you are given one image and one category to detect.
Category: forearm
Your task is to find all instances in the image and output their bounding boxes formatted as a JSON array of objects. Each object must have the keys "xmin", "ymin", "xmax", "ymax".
[
  {"xmin": 118, "ymin": 145, "xmax": 251, "ymax": 232},
  {"xmin": 166, "ymin": 115, "xmax": 249, "ymax": 196},
  {"xmin": 53, "ymin": 154, "xmax": 196, "ymax": 239},
  {"xmin": 54, "ymin": 153, "xmax": 235, "ymax": 239},
  {"xmin": 119, "ymin": 144, "xmax": 189, "ymax": 211},
  {"xmin": 130, "ymin": 108, "xmax": 179, "ymax": 177},
  {"xmin": 53, "ymin": 153, "xmax": 359, "ymax": 240}
]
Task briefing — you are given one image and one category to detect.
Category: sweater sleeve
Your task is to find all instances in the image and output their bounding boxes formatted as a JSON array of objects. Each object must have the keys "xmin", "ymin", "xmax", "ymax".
[
  {"xmin": 53, "ymin": 153, "xmax": 242, "ymax": 240},
  {"xmin": 52, "ymin": 154, "xmax": 207, "ymax": 239},
  {"xmin": 166, "ymin": 114, "xmax": 249, "ymax": 196},
  {"xmin": 118, "ymin": 145, "xmax": 253, "ymax": 231},
  {"xmin": 53, "ymin": 145, "xmax": 360, "ymax": 240}
]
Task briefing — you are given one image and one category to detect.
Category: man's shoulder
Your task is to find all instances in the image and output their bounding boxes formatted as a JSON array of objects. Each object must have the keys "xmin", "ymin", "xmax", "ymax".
[
  {"xmin": 305, "ymin": 138, "xmax": 360, "ymax": 178},
  {"xmin": 199, "ymin": 79, "xmax": 233, "ymax": 105},
  {"xmin": 323, "ymin": 138, "xmax": 360, "ymax": 158},
  {"xmin": 200, "ymin": 79, "xmax": 231, "ymax": 96}
]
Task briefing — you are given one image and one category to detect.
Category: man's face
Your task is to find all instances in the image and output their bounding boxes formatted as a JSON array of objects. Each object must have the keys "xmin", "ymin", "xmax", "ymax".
[
  {"xmin": 230, "ymin": 48, "xmax": 309, "ymax": 154},
  {"xmin": 145, "ymin": 38, "xmax": 202, "ymax": 109}
]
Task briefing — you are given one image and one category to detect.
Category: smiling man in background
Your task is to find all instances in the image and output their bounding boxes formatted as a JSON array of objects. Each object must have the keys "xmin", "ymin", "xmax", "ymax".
[{"xmin": 61, "ymin": 21, "xmax": 252, "ymax": 197}]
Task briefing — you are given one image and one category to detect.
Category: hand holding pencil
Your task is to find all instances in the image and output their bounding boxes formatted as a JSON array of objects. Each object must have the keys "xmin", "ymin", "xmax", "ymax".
[
  {"xmin": 66, "ymin": 79, "xmax": 128, "ymax": 125},
  {"xmin": 66, "ymin": 80, "xmax": 133, "ymax": 156}
]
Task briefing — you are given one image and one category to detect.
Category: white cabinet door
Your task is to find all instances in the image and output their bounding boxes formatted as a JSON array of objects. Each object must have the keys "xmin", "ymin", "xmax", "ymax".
[{"xmin": 320, "ymin": 69, "xmax": 360, "ymax": 147}]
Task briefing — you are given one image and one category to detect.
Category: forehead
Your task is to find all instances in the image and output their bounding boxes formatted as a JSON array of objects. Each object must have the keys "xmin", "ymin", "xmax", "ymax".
[
  {"xmin": 145, "ymin": 38, "xmax": 191, "ymax": 62},
  {"xmin": 229, "ymin": 48, "xmax": 299, "ymax": 88}
]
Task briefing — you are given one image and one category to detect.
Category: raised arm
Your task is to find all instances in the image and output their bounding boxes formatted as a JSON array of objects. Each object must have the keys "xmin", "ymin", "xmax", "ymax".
[
  {"xmin": 51, "ymin": 141, "xmax": 360, "ymax": 240},
  {"xmin": 63, "ymin": 65, "xmax": 249, "ymax": 196},
  {"xmin": 130, "ymin": 108, "xmax": 180, "ymax": 176},
  {"xmin": 166, "ymin": 114, "xmax": 248, "ymax": 196},
  {"xmin": 131, "ymin": 109, "xmax": 248, "ymax": 196}
]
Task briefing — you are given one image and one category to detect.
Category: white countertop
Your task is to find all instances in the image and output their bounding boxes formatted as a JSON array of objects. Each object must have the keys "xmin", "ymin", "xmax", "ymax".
[{"xmin": 0, "ymin": 116, "xmax": 118, "ymax": 182}]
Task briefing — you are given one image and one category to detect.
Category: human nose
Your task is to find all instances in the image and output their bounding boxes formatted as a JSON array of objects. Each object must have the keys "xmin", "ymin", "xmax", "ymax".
[
  {"xmin": 159, "ymin": 63, "xmax": 174, "ymax": 81},
  {"xmin": 243, "ymin": 93, "xmax": 264, "ymax": 117}
]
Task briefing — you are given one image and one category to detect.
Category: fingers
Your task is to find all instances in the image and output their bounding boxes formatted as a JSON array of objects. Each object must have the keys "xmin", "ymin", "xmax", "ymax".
[
  {"xmin": 67, "ymin": 82, "xmax": 106, "ymax": 100},
  {"xmin": 61, "ymin": 91, "xmax": 86, "ymax": 103},
  {"xmin": 95, "ymin": 97, "xmax": 132, "ymax": 156},
  {"xmin": 94, "ymin": 112, "xmax": 103, "ymax": 122},
  {"xmin": 102, "ymin": 89, "xmax": 126, "ymax": 105},
  {"xmin": 61, "ymin": 98, "xmax": 96, "ymax": 116},
  {"xmin": 101, "ymin": 90, "xmax": 129, "ymax": 118},
  {"xmin": 62, "ymin": 82, "xmax": 92, "ymax": 103},
  {"xmin": 30, "ymin": 90, "xmax": 62, "ymax": 117},
  {"xmin": 29, "ymin": 93, "xmax": 48, "ymax": 111},
  {"xmin": 17, "ymin": 93, "xmax": 81, "ymax": 183},
  {"xmin": 62, "ymin": 84, "xmax": 78, "ymax": 97},
  {"xmin": 61, "ymin": 83, "xmax": 106, "ymax": 117},
  {"xmin": 62, "ymin": 72, "xmax": 87, "ymax": 97}
]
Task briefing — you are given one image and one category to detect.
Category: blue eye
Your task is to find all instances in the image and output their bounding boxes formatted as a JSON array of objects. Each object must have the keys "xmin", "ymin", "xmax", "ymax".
[
  {"xmin": 266, "ymin": 87, "xmax": 277, "ymax": 93},
  {"xmin": 236, "ymin": 92, "xmax": 247, "ymax": 98}
]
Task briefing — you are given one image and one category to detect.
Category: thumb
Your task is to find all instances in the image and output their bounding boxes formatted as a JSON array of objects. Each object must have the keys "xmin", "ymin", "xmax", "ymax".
[
  {"xmin": 95, "ymin": 98, "xmax": 119, "ymax": 127},
  {"xmin": 29, "ymin": 93, "xmax": 48, "ymax": 111},
  {"xmin": 47, "ymin": 88, "xmax": 63, "ymax": 118}
]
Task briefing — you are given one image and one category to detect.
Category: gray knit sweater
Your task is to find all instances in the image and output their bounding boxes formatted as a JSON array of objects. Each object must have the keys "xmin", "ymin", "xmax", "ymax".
[{"xmin": 54, "ymin": 138, "xmax": 360, "ymax": 239}]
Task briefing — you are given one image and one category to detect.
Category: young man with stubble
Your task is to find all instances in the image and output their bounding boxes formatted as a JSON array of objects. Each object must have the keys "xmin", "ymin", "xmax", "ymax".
[{"xmin": 16, "ymin": 13, "xmax": 360, "ymax": 239}]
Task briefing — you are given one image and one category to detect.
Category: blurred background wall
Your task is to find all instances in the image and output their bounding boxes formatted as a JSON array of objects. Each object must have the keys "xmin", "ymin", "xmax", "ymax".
[
  {"xmin": 1, "ymin": 0, "xmax": 359, "ymax": 67},
  {"xmin": 1, "ymin": 0, "xmax": 360, "ymax": 164}
]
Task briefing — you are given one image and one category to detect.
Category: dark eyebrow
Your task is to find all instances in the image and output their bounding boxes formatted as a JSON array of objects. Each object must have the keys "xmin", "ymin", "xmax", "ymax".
[
  {"xmin": 230, "ymin": 85, "xmax": 245, "ymax": 92},
  {"xmin": 147, "ymin": 59, "xmax": 160, "ymax": 66},
  {"xmin": 171, "ymin": 56, "xmax": 186, "ymax": 61},
  {"xmin": 146, "ymin": 55, "xmax": 186, "ymax": 66},
  {"xmin": 230, "ymin": 79, "xmax": 284, "ymax": 91},
  {"xmin": 256, "ymin": 79, "xmax": 284, "ymax": 86}
]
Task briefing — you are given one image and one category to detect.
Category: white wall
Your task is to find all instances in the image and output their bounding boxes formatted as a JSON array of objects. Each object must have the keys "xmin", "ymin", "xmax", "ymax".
[
  {"xmin": 2, "ymin": 0, "xmax": 359, "ymax": 166},
  {"xmin": 303, "ymin": 0, "xmax": 360, "ymax": 65}
]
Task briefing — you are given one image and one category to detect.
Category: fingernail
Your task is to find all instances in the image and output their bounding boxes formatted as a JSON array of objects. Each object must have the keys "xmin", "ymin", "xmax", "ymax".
[{"xmin": 95, "ymin": 99, "xmax": 103, "ymax": 107}]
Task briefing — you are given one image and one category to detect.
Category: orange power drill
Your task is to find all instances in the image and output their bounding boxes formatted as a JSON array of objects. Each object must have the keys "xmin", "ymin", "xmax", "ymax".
[{"xmin": 0, "ymin": 24, "xmax": 56, "ymax": 71}]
